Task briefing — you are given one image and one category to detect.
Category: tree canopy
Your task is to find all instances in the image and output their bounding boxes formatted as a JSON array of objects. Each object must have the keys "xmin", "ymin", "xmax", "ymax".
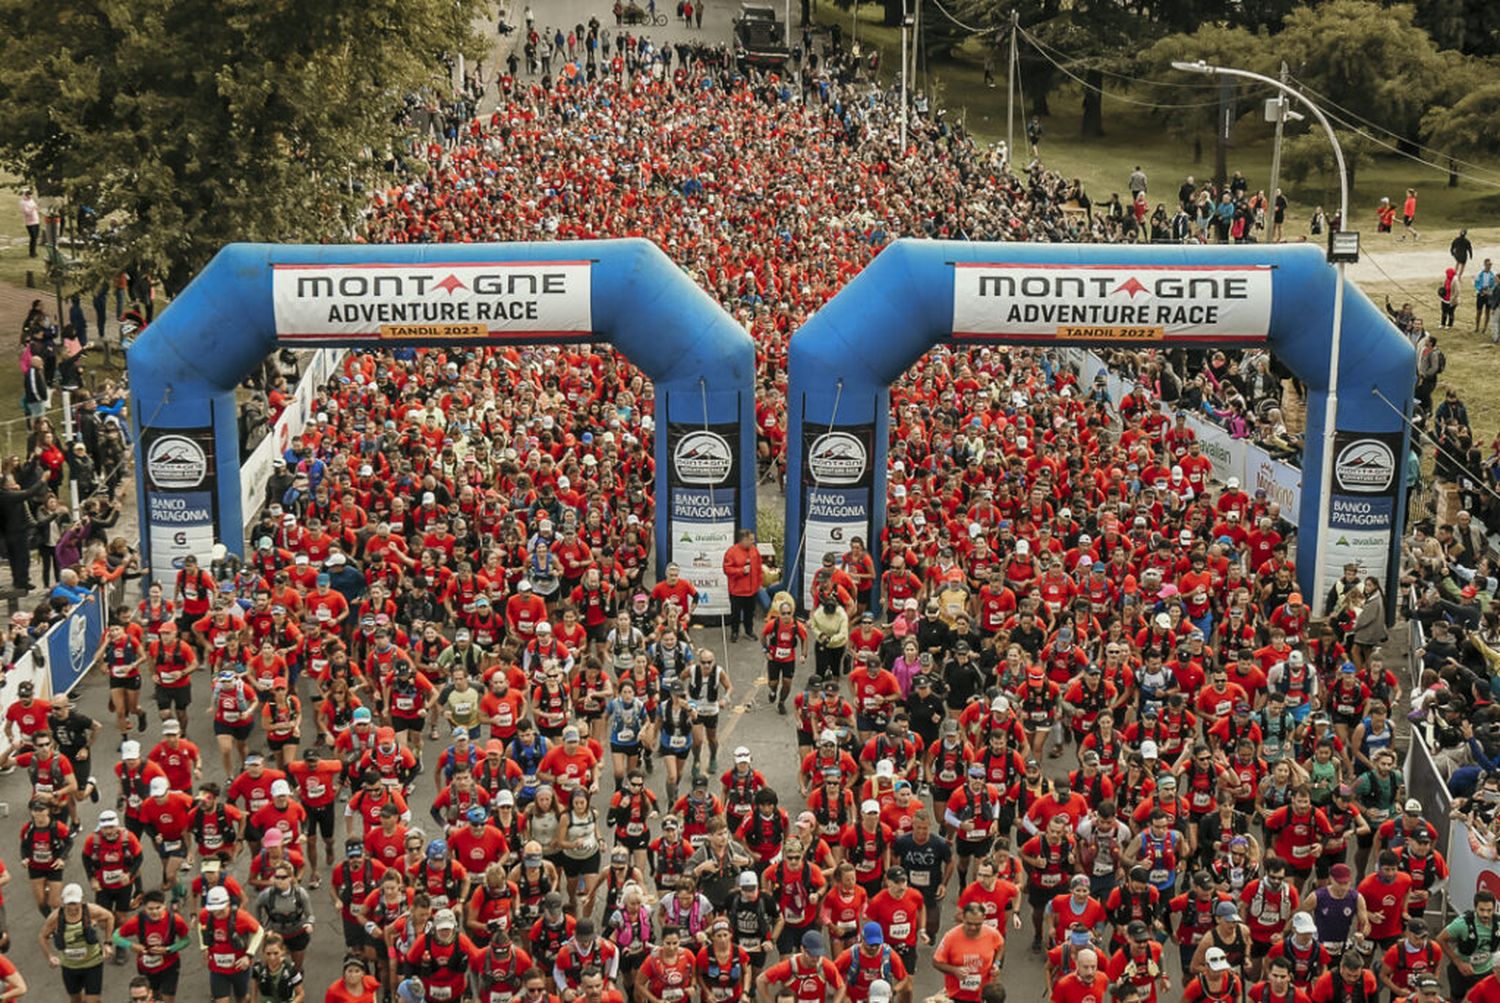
[{"xmin": 0, "ymin": 0, "xmax": 489, "ymax": 292}]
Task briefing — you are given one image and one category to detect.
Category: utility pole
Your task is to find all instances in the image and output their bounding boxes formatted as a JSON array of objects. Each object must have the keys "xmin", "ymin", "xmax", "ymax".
[
  {"xmin": 1267, "ymin": 60, "xmax": 1289, "ymax": 221},
  {"xmin": 900, "ymin": 0, "xmax": 909, "ymax": 154},
  {"xmin": 1006, "ymin": 9, "xmax": 1018, "ymax": 168},
  {"xmin": 911, "ymin": 0, "xmax": 920, "ymax": 91}
]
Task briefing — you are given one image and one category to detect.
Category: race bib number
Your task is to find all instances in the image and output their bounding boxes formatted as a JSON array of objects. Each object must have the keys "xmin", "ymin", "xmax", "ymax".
[
  {"xmin": 669, "ymin": 734, "xmax": 689, "ymax": 749},
  {"xmin": 616, "ymin": 730, "xmax": 635, "ymax": 743},
  {"xmin": 430, "ymin": 986, "xmax": 453, "ymax": 1000},
  {"xmin": 960, "ymin": 973, "xmax": 982, "ymax": 992},
  {"xmin": 627, "ymin": 822, "xmax": 645, "ymax": 836},
  {"xmin": 64, "ymin": 946, "xmax": 87, "ymax": 961},
  {"xmin": 910, "ymin": 870, "xmax": 930, "ymax": 887},
  {"xmin": 213, "ymin": 951, "xmax": 237, "ymax": 968},
  {"xmin": 1040, "ymin": 872, "xmax": 1061, "ymax": 886},
  {"xmin": 102, "ymin": 867, "xmax": 125, "ymax": 885},
  {"xmin": 890, "ymin": 921, "xmax": 911, "ymax": 940},
  {"xmin": 1149, "ymin": 868, "xmax": 1169, "ymax": 885}
]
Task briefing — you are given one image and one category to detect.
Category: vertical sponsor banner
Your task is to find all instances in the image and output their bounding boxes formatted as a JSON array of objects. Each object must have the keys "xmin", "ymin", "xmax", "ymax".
[
  {"xmin": 1323, "ymin": 430, "xmax": 1403, "ymax": 599},
  {"xmin": 47, "ymin": 588, "xmax": 106, "ymax": 696},
  {"xmin": 801, "ymin": 423, "xmax": 876, "ymax": 608},
  {"xmin": 666, "ymin": 423, "xmax": 739, "ymax": 617},
  {"xmin": 143, "ymin": 425, "xmax": 220, "ymax": 581},
  {"xmin": 1448, "ymin": 819, "xmax": 1500, "ymax": 913}
]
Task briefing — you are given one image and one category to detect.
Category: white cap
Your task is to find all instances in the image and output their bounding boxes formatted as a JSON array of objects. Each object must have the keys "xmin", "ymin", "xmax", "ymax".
[
  {"xmin": 1288, "ymin": 651, "xmax": 1305, "ymax": 666},
  {"xmin": 861, "ymin": 799, "xmax": 881, "ymax": 814},
  {"xmin": 206, "ymin": 886, "xmax": 230, "ymax": 909},
  {"xmin": 869, "ymin": 980, "xmax": 894, "ymax": 1003},
  {"xmin": 819, "ymin": 729, "xmax": 838, "ymax": 745},
  {"xmin": 536, "ymin": 621, "xmax": 552, "ymax": 633},
  {"xmin": 97, "ymin": 810, "xmax": 120, "ymax": 828},
  {"xmin": 991, "ymin": 695, "xmax": 1009, "ymax": 713},
  {"xmin": 149, "ymin": 776, "xmax": 169, "ymax": 796},
  {"xmin": 329, "ymin": 552, "xmax": 346, "ymax": 566},
  {"xmin": 422, "ymin": 492, "xmax": 436, "ymax": 504},
  {"xmin": 1292, "ymin": 912, "xmax": 1317, "ymax": 934},
  {"xmin": 1405, "ymin": 798, "xmax": 1423, "ymax": 813},
  {"xmin": 433, "ymin": 909, "xmax": 458, "ymax": 930},
  {"xmin": 62, "ymin": 883, "xmax": 84, "ymax": 905},
  {"xmin": 733, "ymin": 746, "xmax": 752, "ymax": 763},
  {"xmin": 1140, "ymin": 740, "xmax": 1159, "ymax": 759},
  {"xmin": 162, "ymin": 719, "xmax": 181, "ymax": 734},
  {"xmin": 1206, "ymin": 947, "xmax": 1231, "ymax": 972},
  {"xmin": 1179, "ymin": 529, "xmax": 1193, "ymax": 543},
  {"xmin": 1154, "ymin": 613, "xmax": 1171, "ymax": 629},
  {"xmin": 1227, "ymin": 477, "xmax": 1240, "ymax": 489},
  {"xmin": 270, "ymin": 779, "xmax": 292, "ymax": 797},
  {"xmin": 496, "ymin": 790, "xmax": 515, "ymax": 807},
  {"xmin": 1015, "ymin": 539, "xmax": 1029, "ymax": 555},
  {"xmin": 121, "ymin": 740, "xmax": 141, "ymax": 760},
  {"xmin": 875, "ymin": 759, "xmax": 895, "ymax": 779},
  {"xmin": 969, "ymin": 522, "xmax": 982, "ymax": 538}
]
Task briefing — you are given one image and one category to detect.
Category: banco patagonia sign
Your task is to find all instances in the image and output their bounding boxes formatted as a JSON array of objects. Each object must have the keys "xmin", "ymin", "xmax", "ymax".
[
  {"xmin": 952, "ymin": 263, "xmax": 1272, "ymax": 344},
  {"xmin": 272, "ymin": 262, "xmax": 593, "ymax": 341}
]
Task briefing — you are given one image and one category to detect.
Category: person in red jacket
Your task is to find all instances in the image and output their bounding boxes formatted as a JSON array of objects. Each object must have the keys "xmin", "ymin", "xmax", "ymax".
[
  {"xmin": 722, "ymin": 529, "xmax": 764, "ymax": 643},
  {"xmin": 197, "ymin": 884, "xmax": 264, "ymax": 1003}
]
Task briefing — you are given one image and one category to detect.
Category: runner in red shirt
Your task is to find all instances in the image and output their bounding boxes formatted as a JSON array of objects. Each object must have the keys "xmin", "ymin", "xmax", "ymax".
[{"xmin": 756, "ymin": 931, "xmax": 846, "ymax": 1003}]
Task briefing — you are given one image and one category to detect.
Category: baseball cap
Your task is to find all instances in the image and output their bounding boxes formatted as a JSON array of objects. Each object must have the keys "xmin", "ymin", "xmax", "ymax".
[
  {"xmin": 734, "ymin": 746, "xmax": 752, "ymax": 763},
  {"xmin": 1330, "ymin": 863, "xmax": 1352, "ymax": 882},
  {"xmin": 1206, "ymin": 947, "xmax": 1231, "ymax": 972},
  {"xmin": 121, "ymin": 740, "xmax": 141, "ymax": 760},
  {"xmin": 801, "ymin": 930, "xmax": 827, "ymax": 957},
  {"xmin": 206, "ymin": 887, "xmax": 230, "ymax": 909},
  {"xmin": 62, "ymin": 883, "xmax": 84, "ymax": 905},
  {"xmin": 739, "ymin": 871, "xmax": 759, "ymax": 888},
  {"xmin": 869, "ymin": 980, "xmax": 894, "ymax": 1003},
  {"xmin": 1404, "ymin": 798, "xmax": 1423, "ymax": 813},
  {"xmin": 162, "ymin": 719, "xmax": 181, "ymax": 734},
  {"xmin": 270, "ymin": 779, "xmax": 291, "ymax": 797},
  {"xmin": 433, "ymin": 909, "xmax": 458, "ymax": 930},
  {"xmin": 262, "ymin": 828, "xmax": 284, "ymax": 847},
  {"xmin": 1213, "ymin": 901, "xmax": 1240, "ymax": 921},
  {"xmin": 97, "ymin": 810, "xmax": 120, "ymax": 829},
  {"xmin": 1292, "ymin": 912, "xmax": 1317, "ymax": 935},
  {"xmin": 149, "ymin": 776, "xmax": 169, "ymax": 797},
  {"xmin": 861, "ymin": 799, "xmax": 881, "ymax": 814},
  {"xmin": 862, "ymin": 921, "xmax": 884, "ymax": 945}
]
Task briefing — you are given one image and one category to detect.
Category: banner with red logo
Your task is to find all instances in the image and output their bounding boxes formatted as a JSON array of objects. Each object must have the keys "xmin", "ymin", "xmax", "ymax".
[
  {"xmin": 952, "ymin": 263, "xmax": 1273, "ymax": 344},
  {"xmin": 272, "ymin": 261, "xmax": 593, "ymax": 341}
]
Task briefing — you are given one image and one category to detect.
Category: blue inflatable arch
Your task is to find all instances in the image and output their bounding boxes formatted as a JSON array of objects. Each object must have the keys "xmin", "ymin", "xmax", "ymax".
[
  {"xmin": 785, "ymin": 240, "xmax": 1415, "ymax": 610},
  {"xmin": 127, "ymin": 239, "xmax": 757, "ymax": 612}
]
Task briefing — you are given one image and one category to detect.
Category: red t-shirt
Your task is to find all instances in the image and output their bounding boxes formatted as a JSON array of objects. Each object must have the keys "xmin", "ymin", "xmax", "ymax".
[
  {"xmin": 1052, "ymin": 972, "xmax": 1111, "ymax": 1003},
  {"xmin": 864, "ymin": 887, "xmax": 925, "ymax": 947},
  {"xmin": 761, "ymin": 955, "xmax": 844, "ymax": 1003}
]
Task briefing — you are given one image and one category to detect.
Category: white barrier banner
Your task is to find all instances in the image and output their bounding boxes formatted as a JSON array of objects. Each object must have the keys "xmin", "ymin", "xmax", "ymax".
[
  {"xmin": 241, "ymin": 349, "xmax": 346, "ymax": 527},
  {"xmin": 1185, "ymin": 412, "xmax": 1248, "ymax": 487},
  {"xmin": 1449, "ymin": 819, "xmax": 1500, "ymax": 912},
  {"xmin": 273, "ymin": 262, "xmax": 593, "ymax": 341},
  {"xmin": 954, "ymin": 264, "xmax": 1273, "ymax": 343},
  {"xmin": 1245, "ymin": 442, "xmax": 1303, "ymax": 524}
]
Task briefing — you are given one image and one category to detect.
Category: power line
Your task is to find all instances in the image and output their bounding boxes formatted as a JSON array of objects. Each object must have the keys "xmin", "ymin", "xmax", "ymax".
[
  {"xmin": 1019, "ymin": 27, "xmax": 1227, "ymax": 90},
  {"xmin": 923, "ymin": 0, "xmax": 1001, "ymax": 36},
  {"xmin": 1017, "ymin": 27, "xmax": 1232, "ymax": 110},
  {"xmin": 1308, "ymin": 105, "xmax": 1500, "ymax": 192},
  {"xmin": 1286, "ymin": 73, "xmax": 1500, "ymax": 184}
]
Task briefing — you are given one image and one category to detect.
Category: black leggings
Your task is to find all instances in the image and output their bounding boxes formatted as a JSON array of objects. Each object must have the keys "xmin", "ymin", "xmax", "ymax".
[{"xmin": 815, "ymin": 644, "xmax": 846, "ymax": 678}]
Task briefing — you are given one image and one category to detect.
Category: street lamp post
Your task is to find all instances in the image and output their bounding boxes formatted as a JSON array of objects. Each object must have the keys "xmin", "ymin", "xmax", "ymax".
[{"xmin": 1171, "ymin": 59, "xmax": 1356, "ymax": 613}]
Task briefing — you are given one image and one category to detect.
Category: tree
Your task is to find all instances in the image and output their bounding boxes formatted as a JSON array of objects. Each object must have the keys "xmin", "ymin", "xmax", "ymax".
[
  {"xmin": 1422, "ymin": 82, "xmax": 1500, "ymax": 184},
  {"xmin": 0, "ymin": 0, "xmax": 489, "ymax": 293},
  {"xmin": 1136, "ymin": 26, "xmax": 1277, "ymax": 178}
]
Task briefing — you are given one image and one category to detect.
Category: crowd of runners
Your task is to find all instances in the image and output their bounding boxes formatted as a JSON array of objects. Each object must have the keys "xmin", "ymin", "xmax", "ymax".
[{"xmin": 2, "ymin": 26, "xmax": 1492, "ymax": 1003}]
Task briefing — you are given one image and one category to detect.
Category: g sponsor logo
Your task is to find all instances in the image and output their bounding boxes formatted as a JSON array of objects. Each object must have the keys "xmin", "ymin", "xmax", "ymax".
[
  {"xmin": 146, "ymin": 435, "xmax": 208, "ymax": 490},
  {"xmin": 1334, "ymin": 439, "xmax": 1395, "ymax": 493},
  {"xmin": 808, "ymin": 432, "xmax": 868, "ymax": 486},
  {"xmin": 673, "ymin": 431, "xmax": 733, "ymax": 486}
]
